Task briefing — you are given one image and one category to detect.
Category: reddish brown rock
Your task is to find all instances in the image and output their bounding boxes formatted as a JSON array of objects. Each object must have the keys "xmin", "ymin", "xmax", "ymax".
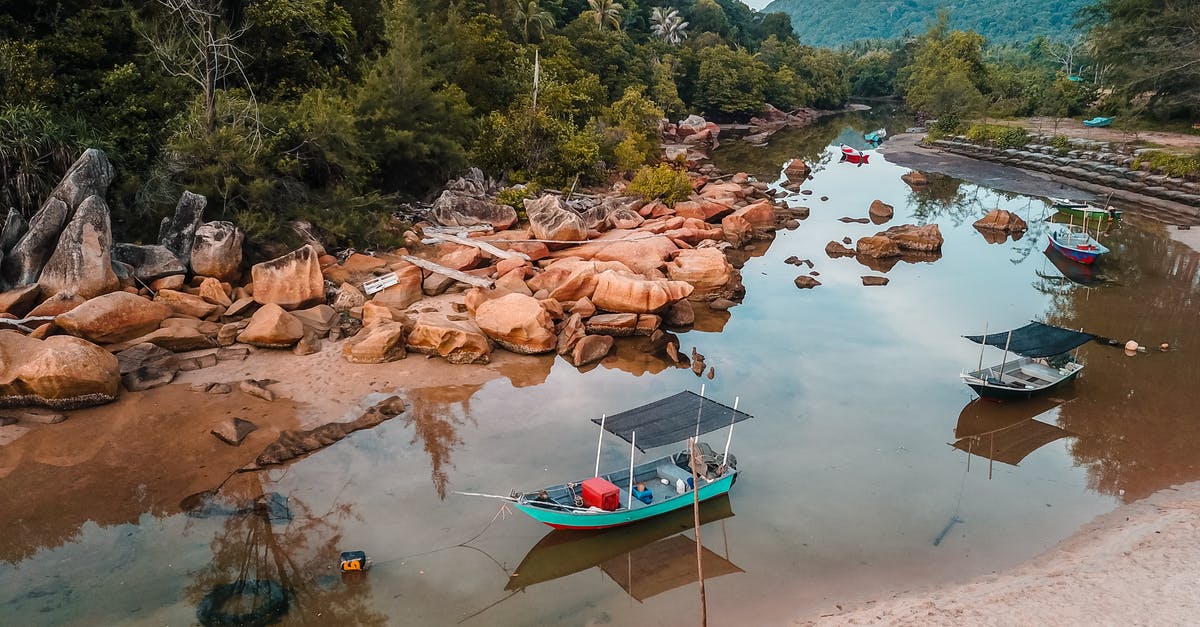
[
  {"xmin": 406, "ymin": 317, "xmax": 491, "ymax": 364},
  {"xmin": 567, "ymin": 334, "xmax": 613, "ymax": 367},
  {"xmin": 570, "ymin": 296, "xmax": 596, "ymax": 318},
  {"xmin": 868, "ymin": 200, "xmax": 894, "ymax": 223},
  {"xmin": 155, "ymin": 289, "xmax": 220, "ymax": 319},
  {"xmin": 332, "ymin": 282, "xmax": 366, "ymax": 312},
  {"xmin": 0, "ymin": 284, "xmax": 42, "ymax": 317},
  {"xmin": 665, "ymin": 248, "xmax": 732, "ymax": 293},
  {"xmin": 190, "ymin": 221, "xmax": 243, "ymax": 281},
  {"xmin": 973, "ymin": 210, "xmax": 1028, "ymax": 233},
  {"xmin": 371, "ymin": 265, "xmax": 423, "ymax": 310},
  {"xmin": 729, "ymin": 199, "xmax": 775, "ymax": 229},
  {"xmin": 475, "ymin": 293, "xmax": 557, "ymax": 354},
  {"xmin": 591, "ymin": 271, "xmax": 694, "ymax": 314},
  {"xmin": 150, "ymin": 275, "xmax": 186, "ymax": 291},
  {"xmin": 250, "ymin": 245, "xmax": 325, "ymax": 310},
  {"xmin": 901, "ymin": 171, "xmax": 929, "ymax": 187},
  {"xmin": 585, "ymin": 312, "xmax": 639, "ymax": 336},
  {"xmin": 785, "ymin": 159, "xmax": 810, "ymax": 179},
  {"xmin": 237, "ymin": 304, "xmax": 304, "ymax": 348},
  {"xmin": 721, "ymin": 213, "xmax": 752, "ymax": 246},
  {"xmin": 55, "ymin": 291, "xmax": 172, "ymax": 343},
  {"xmin": 825, "ymin": 241, "xmax": 856, "ymax": 258},
  {"xmin": 556, "ymin": 312, "xmax": 586, "ymax": 355},
  {"xmin": 0, "ymin": 333, "xmax": 120, "ymax": 409},
  {"xmin": 343, "ymin": 321, "xmax": 408, "ymax": 363},
  {"xmin": 794, "ymin": 275, "xmax": 821, "ymax": 289},
  {"xmin": 878, "ymin": 224, "xmax": 944, "ymax": 252},
  {"xmin": 862, "ymin": 276, "xmax": 890, "ymax": 286},
  {"xmin": 198, "ymin": 277, "xmax": 232, "ymax": 308},
  {"xmin": 663, "ymin": 299, "xmax": 695, "ymax": 326},
  {"xmin": 856, "ymin": 236, "xmax": 902, "ymax": 258}
]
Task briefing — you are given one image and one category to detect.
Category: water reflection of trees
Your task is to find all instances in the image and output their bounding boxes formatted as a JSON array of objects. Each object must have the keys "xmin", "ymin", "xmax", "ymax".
[
  {"xmin": 1045, "ymin": 225, "xmax": 1200, "ymax": 502},
  {"xmin": 402, "ymin": 385, "xmax": 481, "ymax": 499},
  {"xmin": 185, "ymin": 475, "xmax": 386, "ymax": 626}
]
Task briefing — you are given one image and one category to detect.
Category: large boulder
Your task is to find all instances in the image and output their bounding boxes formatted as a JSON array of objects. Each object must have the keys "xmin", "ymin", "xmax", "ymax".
[
  {"xmin": 406, "ymin": 317, "xmax": 491, "ymax": 364},
  {"xmin": 0, "ymin": 208, "xmax": 26, "ymax": 254},
  {"xmin": 855, "ymin": 236, "xmax": 901, "ymax": 258},
  {"xmin": 251, "ymin": 245, "xmax": 325, "ymax": 310},
  {"xmin": 665, "ymin": 248, "xmax": 732, "ymax": 293},
  {"xmin": 159, "ymin": 191, "xmax": 207, "ymax": 264},
  {"xmin": 524, "ymin": 195, "xmax": 587, "ymax": 243},
  {"xmin": 114, "ymin": 318, "xmax": 219, "ymax": 352},
  {"xmin": 26, "ymin": 293, "xmax": 85, "ymax": 320},
  {"xmin": 190, "ymin": 221, "xmax": 243, "ymax": 280},
  {"xmin": 237, "ymin": 303, "xmax": 304, "ymax": 348},
  {"xmin": 591, "ymin": 271, "xmax": 693, "ymax": 314},
  {"xmin": 342, "ymin": 321, "xmax": 407, "ymax": 363},
  {"xmin": 526, "ymin": 259, "xmax": 606, "ymax": 302},
  {"xmin": 2, "ymin": 149, "xmax": 114, "ymax": 287},
  {"xmin": 55, "ymin": 291, "xmax": 172, "ymax": 343},
  {"xmin": 474, "ymin": 293, "xmax": 557, "ymax": 354},
  {"xmin": 0, "ymin": 332, "xmax": 120, "ymax": 409},
  {"xmin": 973, "ymin": 210, "xmax": 1028, "ymax": 233},
  {"xmin": 154, "ymin": 289, "xmax": 221, "ymax": 319},
  {"xmin": 37, "ymin": 196, "xmax": 119, "ymax": 299},
  {"xmin": 728, "ymin": 199, "xmax": 775, "ymax": 229},
  {"xmin": 111, "ymin": 243, "xmax": 186, "ymax": 282},
  {"xmin": 721, "ymin": 213, "xmax": 752, "ymax": 246},
  {"xmin": 559, "ymin": 231, "xmax": 680, "ymax": 275},
  {"xmin": 430, "ymin": 190, "xmax": 518, "ymax": 230},
  {"xmin": 878, "ymin": 224, "xmax": 944, "ymax": 252}
]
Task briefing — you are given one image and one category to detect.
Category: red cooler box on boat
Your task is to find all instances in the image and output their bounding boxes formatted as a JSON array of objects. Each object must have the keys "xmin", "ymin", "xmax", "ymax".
[{"xmin": 581, "ymin": 477, "xmax": 620, "ymax": 510}]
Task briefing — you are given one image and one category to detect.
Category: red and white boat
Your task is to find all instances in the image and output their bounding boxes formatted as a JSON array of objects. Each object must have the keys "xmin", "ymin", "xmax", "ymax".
[{"xmin": 839, "ymin": 145, "xmax": 870, "ymax": 164}]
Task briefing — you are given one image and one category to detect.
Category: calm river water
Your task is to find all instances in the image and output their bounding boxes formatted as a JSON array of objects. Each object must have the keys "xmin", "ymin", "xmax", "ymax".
[{"xmin": 4, "ymin": 111, "xmax": 1199, "ymax": 625}]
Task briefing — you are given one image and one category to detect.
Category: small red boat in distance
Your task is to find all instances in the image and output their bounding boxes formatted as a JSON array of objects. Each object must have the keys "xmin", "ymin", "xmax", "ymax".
[{"xmin": 840, "ymin": 145, "xmax": 870, "ymax": 164}]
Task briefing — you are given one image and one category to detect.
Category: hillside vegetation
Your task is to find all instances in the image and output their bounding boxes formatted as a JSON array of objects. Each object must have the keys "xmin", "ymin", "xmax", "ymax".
[{"xmin": 762, "ymin": 0, "xmax": 1091, "ymax": 47}]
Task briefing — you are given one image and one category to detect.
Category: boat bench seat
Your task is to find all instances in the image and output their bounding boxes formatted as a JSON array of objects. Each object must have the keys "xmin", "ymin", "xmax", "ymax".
[{"xmin": 656, "ymin": 463, "xmax": 693, "ymax": 486}]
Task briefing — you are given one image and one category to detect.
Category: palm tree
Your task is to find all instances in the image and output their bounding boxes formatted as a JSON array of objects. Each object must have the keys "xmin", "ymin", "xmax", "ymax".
[
  {"xmin": 512, "ymin": 0, "xmax": 555, "ymax": 43},
  {"xmin": 650, "ymin": 6, "xmax": 688, "ymax": 45},
  {"xmin": 585, "ymin": 0, "xmax": 623, "ymax": 31}
]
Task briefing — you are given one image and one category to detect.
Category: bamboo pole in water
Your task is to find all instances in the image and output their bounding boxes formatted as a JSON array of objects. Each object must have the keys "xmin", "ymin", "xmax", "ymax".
[{"xmin": 690, "ymin": 437, "xmax": 707, "ymax": 627}]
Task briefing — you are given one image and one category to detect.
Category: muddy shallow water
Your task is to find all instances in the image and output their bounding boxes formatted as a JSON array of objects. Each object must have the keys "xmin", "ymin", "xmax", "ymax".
[{"xmin": 3, "ymin": 114, "xmax": 1199, "ymax": 626}]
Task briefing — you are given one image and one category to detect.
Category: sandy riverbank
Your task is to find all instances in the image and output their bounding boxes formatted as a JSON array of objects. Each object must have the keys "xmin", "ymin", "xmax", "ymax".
[{"xmin": 804, "ymin": 480, "xmax": 1200, "ymax": 625}]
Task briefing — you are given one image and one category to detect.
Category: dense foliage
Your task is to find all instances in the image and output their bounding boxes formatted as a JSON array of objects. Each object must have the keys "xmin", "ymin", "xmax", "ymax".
[
  {"xmin": 0, "ymin": 0, "xmax": 1193, "ymax": 250},
  {"xmin": 0, "ymin": 0, "xmax": 848, "ymax": 247},
  {"xmin": 761, "ymin": 0, "xmax": 1091, "ymax": 48}
]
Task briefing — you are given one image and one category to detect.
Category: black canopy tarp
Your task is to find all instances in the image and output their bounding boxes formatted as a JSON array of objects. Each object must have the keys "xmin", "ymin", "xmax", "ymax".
[
  {"xmin": 591, "ymin": 391, "xmax": 752, "ymax": 451},
  {"xmin": 963, "ymin": 322, "xmax": 1096, "ymax": 358}
]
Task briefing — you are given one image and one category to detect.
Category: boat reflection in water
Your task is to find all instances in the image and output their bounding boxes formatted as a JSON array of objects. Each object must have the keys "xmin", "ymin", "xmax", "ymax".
[
  {"xmin": 951, "ymin": 397, "xmax": 1075, "ymax": 469},
  {"xmin": 1040, "ymin": 245, "xmax": 1102, "ymax": 287},
  {"xmin": 506, "ymin": 494, "xmax": 741, "ymax": 600}
]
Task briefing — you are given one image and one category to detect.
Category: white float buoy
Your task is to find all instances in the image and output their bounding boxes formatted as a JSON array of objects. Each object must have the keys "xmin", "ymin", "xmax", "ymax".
[{"xmin": 1125, "ymin": 340, "xmax": 1139, "ymax": 352}]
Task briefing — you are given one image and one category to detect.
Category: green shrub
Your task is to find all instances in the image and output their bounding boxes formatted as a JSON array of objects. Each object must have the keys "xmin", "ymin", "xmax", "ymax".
[
  {"xmin": 1050, "ymin": 134, "xmax": 1071, "ymax": 155},
  {"xmin": 930, "ymin": 113, "xmax": 962, "ymax": 138},
  {"xmin": 965, "ymin": 123, "xmax": 993, "ymax": 143},
  {"xmin": 495, "ymin": 183, "xmax": 540, "ymax": 218},
  {"xmin": 627, "ymin": 163, "xmax": 692, "ymax": 206},
  {"xmin": 994, "ymin": 127, "xmax": 1030, "ymax": 149},
  {"xmin": 1132, "ymin": 151, "xmax": 1200, "ymax": 178}
]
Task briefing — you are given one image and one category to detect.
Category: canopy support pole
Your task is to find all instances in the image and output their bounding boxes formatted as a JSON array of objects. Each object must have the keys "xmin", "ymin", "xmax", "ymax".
[
  {"xmin": 594, "ymin": 414, "xmax": 606, "ymax": 478},
  {"xmin": 722, "ymin": 396, "xmax": 739, "ymax": 470},
  {"xmin": 977, "ymin": 322, "xmax": 988, "ymax": 374},
  {"xmin": 695, "ymin": 383, "xmax": 706, "ymax": 439},
  {"xmin": 998, "ymin": 329, "xmax": 1013, "ymax": 383},
  {"xmin": 627, "ymin": 431, "xmax": 637, "ymax": 509}
]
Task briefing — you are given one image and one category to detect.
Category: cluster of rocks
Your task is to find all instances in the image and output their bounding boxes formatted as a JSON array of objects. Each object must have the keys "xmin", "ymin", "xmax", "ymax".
[
  {"xmin": 661, "ymin": 114, "xmax": 722, "ymax": 165},
  {"xmin": 1, "ymin": 149, "xmax": 791, "ymax": 416},
  {"xmin": 973, "ymin": 209, "xmax": 1029, "ymax": 244},
  {"xmin": 744, "ymin": 104, "xmax": 832, "ymax": 145},
  {"xmin": 817, "ymin": 191, "xmax": 945, "ymax": 281},
  {"xmin": 1, "ymin": 149, "xmax": 247, "ymax": 412}
]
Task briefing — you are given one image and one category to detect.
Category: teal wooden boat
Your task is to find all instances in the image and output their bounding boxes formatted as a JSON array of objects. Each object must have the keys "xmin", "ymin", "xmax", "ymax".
[
  {"xmin": 1083, "ymin": 116, "xmax": 1113, "ymax": 127},
  {"xmin": 1048, "ymin": 197, "xmax": 1121, "ymax": 221},
  {"xmin": 463, "ymin": 391, "xmax": 752, "ymax": 531},
  {"xmin": 864, "ymin": 128, "xmax": 887, "ymax": 143}
]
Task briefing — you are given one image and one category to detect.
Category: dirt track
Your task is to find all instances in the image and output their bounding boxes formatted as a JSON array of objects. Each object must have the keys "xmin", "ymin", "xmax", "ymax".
[{"xmin": 991, "ymin": 117, "xmax": 1200, "ymax": 152}]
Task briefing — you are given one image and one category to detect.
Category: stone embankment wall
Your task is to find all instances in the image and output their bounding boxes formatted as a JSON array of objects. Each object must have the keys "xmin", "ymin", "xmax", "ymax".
[{"xmin": 930, "ymin": 136, "xmax": 1200, "ymax": 218}]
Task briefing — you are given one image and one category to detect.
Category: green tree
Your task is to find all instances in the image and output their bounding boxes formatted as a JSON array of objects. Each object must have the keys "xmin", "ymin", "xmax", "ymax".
[
  {"xmin": 512, "ymin": 0, "xmax": 556, "ymax": 43},
  {"xmin": 689, "ymin": 0, "xmax": 729, "ymax": 36},
  {"xmin": 693, "ymin": 45, "xmax": 768, "ymax": 118},
  {"xmin": 584, "ymin": 0, "xmax": 624, "ymax": 31},
  {"xmin": 899, "ymin": 15, "xmax": 988, "ymax": 117}
]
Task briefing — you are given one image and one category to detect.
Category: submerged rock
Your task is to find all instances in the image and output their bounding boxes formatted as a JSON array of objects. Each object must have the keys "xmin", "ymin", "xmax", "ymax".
[{"xmin": 973, "ymin": 209, "xmax": 1028, "ymax": 233}]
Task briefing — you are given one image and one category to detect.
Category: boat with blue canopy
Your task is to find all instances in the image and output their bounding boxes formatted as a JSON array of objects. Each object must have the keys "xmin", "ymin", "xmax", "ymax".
[
  {"xmin": 960, "ymin": 322, "xmax": 1097, "ymax": 401},
  {"xmin": 462, "ymin": 391, "xmax": 752, "ymax": 531}
]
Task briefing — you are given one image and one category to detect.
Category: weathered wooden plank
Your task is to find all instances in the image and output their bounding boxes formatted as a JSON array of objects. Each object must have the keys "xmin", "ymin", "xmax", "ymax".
[
  {"xmin": 422, "ymin": 232, "xmax": 531, "ymax": 261},
  {"xmin": 400, "ymin": 255, "xmax": 495, "ymax": 289}
]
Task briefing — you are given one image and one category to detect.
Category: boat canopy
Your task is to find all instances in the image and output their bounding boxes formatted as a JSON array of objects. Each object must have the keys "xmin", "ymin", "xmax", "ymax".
[
  {"xmin": 592, "ymin": 391, "xmax": 752, "ymax": 451},
  {"xmin": 964, "ymin": 322, "xmax": 1096, "ymax": 358}
]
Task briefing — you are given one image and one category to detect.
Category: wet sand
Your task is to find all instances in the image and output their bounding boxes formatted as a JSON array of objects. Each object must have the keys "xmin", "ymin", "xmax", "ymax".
[{"xmin": 806, "ymin": 480, "xmax": 1200, "ymax": 625}]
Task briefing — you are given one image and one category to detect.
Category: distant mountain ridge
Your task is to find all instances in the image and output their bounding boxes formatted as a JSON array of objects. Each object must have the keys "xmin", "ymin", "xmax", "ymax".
[{"xmin": 761, "ymin": 0, "xmax": 1092, "ymax": 47}]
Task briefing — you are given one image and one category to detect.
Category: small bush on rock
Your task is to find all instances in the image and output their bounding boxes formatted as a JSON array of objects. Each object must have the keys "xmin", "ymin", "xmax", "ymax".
[{"xmin": 627, "ymin": 163, "xmax": 692, "ymax": 206}]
